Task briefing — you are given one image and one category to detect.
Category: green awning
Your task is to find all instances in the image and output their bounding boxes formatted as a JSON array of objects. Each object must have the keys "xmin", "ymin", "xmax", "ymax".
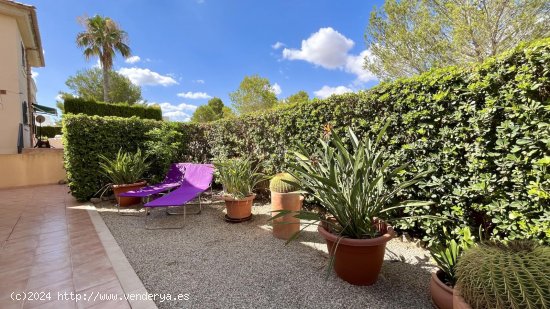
[{"xmin": 33, "ymin": 103, "xmax": 57, "ymax": 115}]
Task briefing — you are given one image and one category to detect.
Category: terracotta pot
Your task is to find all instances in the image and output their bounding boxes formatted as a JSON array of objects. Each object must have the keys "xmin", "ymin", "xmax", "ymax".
[
  {"xmin": 112, "ymin": 181, "xmax": 146, "ymax": 207},
  {"xmin": 453, "ymin": 287, "xmax": 472, "ymax": 309},
  {"xmin": 271, "ymin": 192, "xmax": 303, "ymax": 240},
  {"xmin": 318, "ymin": 223, "xmax": 394, "ymax": 286},
  {"xmin": 430, "ymin": 270, "xmax": 453, "ymax": 309},
  {"xmin": 223, "ymin": 194, "xmax": 256, "ymax": 219}
]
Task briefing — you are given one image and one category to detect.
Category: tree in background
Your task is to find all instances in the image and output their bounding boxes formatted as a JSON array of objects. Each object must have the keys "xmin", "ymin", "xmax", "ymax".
[
  {"xmin": 191, "ymin": 97, "xmax": 234, "ymax": 123},
  {"xmin": 229, "ymin": 75, "xmax": 278, "ymax": 114},
  {"xmin": 58, "ymin": 68, "xmax": 142, "ymax": 106},
  {"xmin": 365, "ymin": 0, "xmax": 550, "ymax": 80},
  {"xmin": 282, "ymin": 90, "xmax": 310, "ymax": 105},
  {"xmin": 76, "ymin": 15, "xmax": 131, "ymax": 102}
]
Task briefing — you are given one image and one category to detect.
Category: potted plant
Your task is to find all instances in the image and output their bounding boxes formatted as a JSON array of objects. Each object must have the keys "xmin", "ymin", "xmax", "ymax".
[
  {"xmin": 428, "ymin": 228, "xmax": 473, "ymax": 309},
  {"xmin": 280, "ymin": 123, "xmax": 432, "ymax": 285},
  {"xmin": 99, "ymin": 148, "xmax": 149, "ymax": 207},
  {"xmin": 214, "ymin": 157, "xmax": 265, "ymax": 222},
  {"xmin": 269, "ymin": 173, "xmax": 303, "ymax": 240},
  {"xmin": 454, "ymin": 240, "xmax": 550, "ymax": 309}
]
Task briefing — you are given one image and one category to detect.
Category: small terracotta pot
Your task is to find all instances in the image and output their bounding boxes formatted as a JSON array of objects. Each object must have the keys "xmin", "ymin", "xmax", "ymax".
[
  {"xmin": 430, "ymin": 270, "xmax": 453, "ymax": 309},
  {"xmin": 453, "ymin": 287, "xmax": 472, "ymax": 309},
  {"xmin": 223, "ymin": 194, "xmax": 256, "ymax": 219},
  {"xmin": 112, "ymin": 181, "xmax": 146, "ymax": 207},
  {"xmin": 318, "ymin": 222, "xmax": 394, "ymax": 286},
  {"xmin": 271, "ymin": 192, "xmax": 303, "ymax": 240}
]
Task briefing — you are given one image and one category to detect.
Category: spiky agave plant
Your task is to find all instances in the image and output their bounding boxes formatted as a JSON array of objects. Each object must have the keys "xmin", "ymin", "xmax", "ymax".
[
  {"xmin": 214, "ymin": 157, "xmax": 266, "ymax": 199},
  {"xmin": 98, "ymin": 148, "xmax": 149, "ymax": 185},
  {"xmin": 455, "ymin": 240, "xmax": 550, "ymax": 309}
]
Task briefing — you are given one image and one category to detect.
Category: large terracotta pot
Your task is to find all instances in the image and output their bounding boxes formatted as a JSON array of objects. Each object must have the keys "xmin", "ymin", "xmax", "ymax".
[
  {"xmin": 453, "ymin": 287, "xmax": 472, "ymax": 309},
  {"xmin": 112, "ymin": 181, "xmax": 146, "ymax": 207},
  {"xmin": 318, "ymin": 222, "xmax": 394, "ymax": 286},
  {"xmin": 271, "ymin": 192, "xmax": 303, "ymax": 240},
  {"xmin": 223, "ymin": 194, "xmax": 256, "ymax": 220},
  {"xmin": 430, "ymin": 270, "xmax": 453, "ymax": 309}
]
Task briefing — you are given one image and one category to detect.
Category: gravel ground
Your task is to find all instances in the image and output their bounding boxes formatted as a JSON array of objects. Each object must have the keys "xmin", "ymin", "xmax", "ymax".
[{"xmin": 97, "ymin": 196, "xmax": 435, "ymax": 309}]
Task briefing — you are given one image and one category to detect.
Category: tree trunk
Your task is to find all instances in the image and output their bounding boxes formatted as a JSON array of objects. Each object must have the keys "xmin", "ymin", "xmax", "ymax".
[{"xmin": 102, "ymin": 63, "xmax": 110, "ymax": 102}]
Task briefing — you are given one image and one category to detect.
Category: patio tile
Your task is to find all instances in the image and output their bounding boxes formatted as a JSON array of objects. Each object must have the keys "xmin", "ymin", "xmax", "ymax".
[
  {"xmin": 0, "ymin": 297, "xmax": 24, "ymax": 309},
  {"xmin": 26, "ymin": 266, "xmax": 73, "ymax": 290},
  {"xmin": 0, "ymin": 185, "xmax": 156, "ymax": 309},
  {"xmin": 76, "ymin": 279, "xmax": 127, "ymax": 309},
  {"xmin": 23, "ymin": 278, "xmax": 74, "ymax": 308}
]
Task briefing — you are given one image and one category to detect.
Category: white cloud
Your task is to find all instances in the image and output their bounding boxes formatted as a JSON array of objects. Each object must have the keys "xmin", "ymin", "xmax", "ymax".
[
  {"xmin": 314, "ymin": 85, "xmax": 353, "ymax": 99},
  {"xmin": 31, "ymin": 70, "xmax": 38, "ymax": 78},
  {"xmin": 282, "ymin": 27, "xmax": 354, "ymax": 69},
  {"xmin": 272, "ymin": 41, "xmax": 285, "ymax": 50},
  {"xmin": 345, "ymin": 50, "xmax": 377, "ymax": 83},
  {"xmin": 150, "ymin": 102, "xmax": 197, "ymax": 122},
  {"xmin": 282, "ymin": 27, "xmax": 377, "ymax": 83},
  {"xmin": 193, "ymin": 79, "xmax": 205, "ymax": 84},
  {"xmin": 177, "ymin": 91, "xmax": 212, "ymax": 99},
  {"xmin": 118, "ymin": 67, "xmax": 178, "ymax": 86},
  {"xmin": 55, "ymin": 94, "xmax": 63, "ymax": 101},
  {"xmin": 270, "ymin": 83, "xmax": 282, "ymax": 95},
  {"xmin": 125, "ymin": 55, "xmax": 141, "ymax": 64}
]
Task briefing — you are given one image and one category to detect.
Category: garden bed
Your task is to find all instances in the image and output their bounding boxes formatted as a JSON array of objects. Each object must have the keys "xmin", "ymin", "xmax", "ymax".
[{"xmin": 97, "ymin": 196, "xmax": 435, "ymax": 308}]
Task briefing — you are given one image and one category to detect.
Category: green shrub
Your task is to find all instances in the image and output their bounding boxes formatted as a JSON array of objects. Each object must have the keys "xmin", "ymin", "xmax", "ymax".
[
  {"xmin": 63, "ymin": 39, "xmax": 550, "ymax": 245},
  {"xmin": 38, "ymin": 126, "xmax": 62, "ymax": 138},
  {"xmin": 99, "ymin": 148, "xmax": 150, "ymax": 185},
  {"xmin": 200, "ymin": 38, "xmax": 550, "ymax": 244},
  {"xmin": 63, "ymin": 114, "xmax": 207, "ymax": 200},
  {"xmin": 64, "ymin": 97, "xmax": 162, "ymax": 120},
  {"xmin": 144, "ymin": 123, "xmax": 185, "ymax": 183},
  {"xmin": 456, "ymin": 240, "xmax": 550, "ymax": 309},
  {"xmin": 214, "ymin": 157, "xmax": 266, "ymax": 199}
]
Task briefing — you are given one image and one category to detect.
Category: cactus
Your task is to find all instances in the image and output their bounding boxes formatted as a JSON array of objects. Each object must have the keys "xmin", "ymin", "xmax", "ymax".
[
  {"xmin": 269, "ymin": 173, "xmax": 299, "ymax": 193},
  {"xmin": 455, "ymin": 240, "xmax": 550, "ymax": 309}
]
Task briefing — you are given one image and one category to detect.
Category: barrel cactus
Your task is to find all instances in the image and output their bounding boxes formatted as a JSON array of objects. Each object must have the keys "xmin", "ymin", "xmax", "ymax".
[
  {"xmin": 269, "ymin": 173, "xmax": 299, "ymax": 193},
  {"xmin": 455, "ymin": 240, "xmax": 550, "ymax": 309}
]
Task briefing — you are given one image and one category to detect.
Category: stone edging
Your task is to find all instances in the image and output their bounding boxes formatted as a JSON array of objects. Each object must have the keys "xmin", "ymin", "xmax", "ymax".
[{"xmin": 87, "ymin": 208, "xmax": 158, "ymax": 309}]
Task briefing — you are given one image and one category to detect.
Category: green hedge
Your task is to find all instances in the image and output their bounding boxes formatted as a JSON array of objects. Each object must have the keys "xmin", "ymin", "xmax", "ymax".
[
  {"xmin": 63, "ymin": 39, "xmax": 549, "ymax": 244},
  {"xmin": 199, "ymin": 39, "xmax": 550, "ymax": 244},
  {"xmin": 62, "ymin": 115, "xmax": 205, "ymax": 200},
  {"xmin": 38, "ymin": 126, "xmax": 62, "ymax": 138},
  {"xmin": 64, "ymin": 97, "xmax": 162, "ymax": 120}
]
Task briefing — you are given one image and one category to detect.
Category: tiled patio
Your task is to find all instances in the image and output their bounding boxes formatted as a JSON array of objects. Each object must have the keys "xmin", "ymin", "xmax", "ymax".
[{"xmin": 0, "ymin": 185, "xmax": 154, "ymax": 309}]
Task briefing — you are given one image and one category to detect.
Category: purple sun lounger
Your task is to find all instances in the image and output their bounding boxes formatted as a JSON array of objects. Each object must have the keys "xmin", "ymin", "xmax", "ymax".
[
  {"xmin": 117, "ymin": 163, "xmax": 189, "ymax": 215},
  {"xmin": 142, "ymin": 163, "xmax": 214, "ymax": 229}
]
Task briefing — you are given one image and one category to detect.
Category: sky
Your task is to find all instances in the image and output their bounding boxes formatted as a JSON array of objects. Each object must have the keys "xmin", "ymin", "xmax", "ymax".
[{"xmin": 29, "ymin": 0, "xmax": 384, "ymax": 122}]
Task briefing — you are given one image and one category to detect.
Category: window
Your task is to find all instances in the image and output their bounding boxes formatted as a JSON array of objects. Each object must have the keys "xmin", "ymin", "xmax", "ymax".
[
  {"xmin": 21, "ymin": 43, "xmax": 26, "ymax": 68},
  {"xmin": 22, "ymin": 101, "xmax": 28, "ymax": 125}
]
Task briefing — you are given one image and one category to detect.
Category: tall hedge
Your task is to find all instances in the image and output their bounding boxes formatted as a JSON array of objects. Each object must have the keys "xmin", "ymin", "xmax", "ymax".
[
  {"xmin": 63, "ymin": 39, "xmax": 549, "ymax": 244},
  {"xmin": 62, "ymin": 115, "xmax": 205, "ymax": 200},
  {"xmin": 38, "ymin": 126, "xmax": 62, "ymax": 138},
  {"xmin": 199, "ymin": 38, "xmax": 549, "ymax": 244},
  {"xmin": 64, "ymin": 97, "xmax": 162, "ymax": 120}
]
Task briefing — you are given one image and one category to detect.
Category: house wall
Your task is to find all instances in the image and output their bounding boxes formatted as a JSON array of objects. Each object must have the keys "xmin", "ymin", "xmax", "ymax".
[
  {"xmin": 0, "ymin": 13, "xmax": 31, "ymax": 154},
  {"xmin": 0, "ymin": 148, "xmax": 66, "ymax": 189}
]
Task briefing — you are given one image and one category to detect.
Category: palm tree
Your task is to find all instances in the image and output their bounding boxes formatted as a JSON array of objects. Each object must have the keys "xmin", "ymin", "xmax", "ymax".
[{"xmin": 76, "ymin": 15, "xmax": 131, "ymax": 102}]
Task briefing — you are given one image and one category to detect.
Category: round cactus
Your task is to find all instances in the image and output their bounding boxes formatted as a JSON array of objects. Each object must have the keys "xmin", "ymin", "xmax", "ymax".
[
  {"xmin": 455, "ymin": 240, "xmax": 550, "ymax": 309},
  {"xmin": 269, "ymin": 173, "xmax": 299, "ymax": 193}
]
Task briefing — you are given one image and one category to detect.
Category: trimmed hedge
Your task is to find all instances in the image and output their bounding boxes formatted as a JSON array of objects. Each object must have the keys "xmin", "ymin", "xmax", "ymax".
[
  {"xmin": 38, "ymin": 126, "xmax": 62, "ymax": 138},
  {"xmin": 62, "ymin": 115, "xmax": 205, "ymax": 200},
  {"xmin": 64, "ymin": 97, "xmax": 162, "ymax": 120},
  {"xmin": 63, "ymin": 39, "xmax": 550, "ymax": 244},
  {"xmin": 200, "ymin": 38, "xmax": 550, "ymax": 244}
]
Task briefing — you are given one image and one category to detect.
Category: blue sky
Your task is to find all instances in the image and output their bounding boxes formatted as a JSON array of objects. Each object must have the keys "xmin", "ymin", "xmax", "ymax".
[{"xmin": 29, "ymin": 0, "xmax": 383, "ymax": 122}]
